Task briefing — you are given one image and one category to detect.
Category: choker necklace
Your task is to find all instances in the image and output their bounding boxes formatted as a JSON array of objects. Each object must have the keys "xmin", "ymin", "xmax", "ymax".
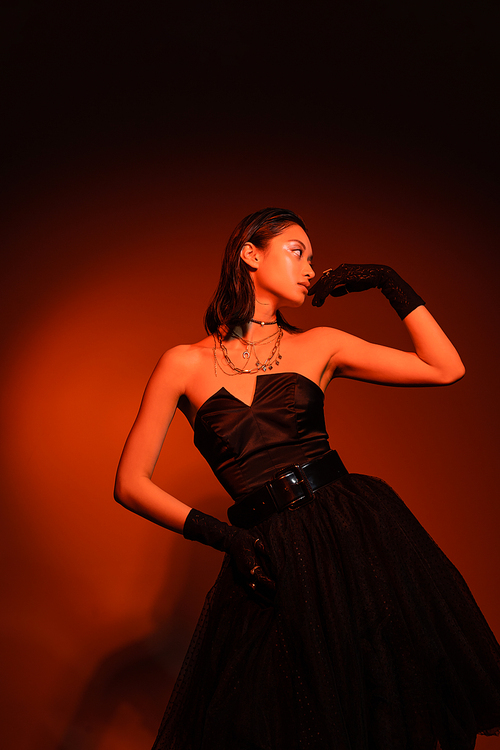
[
  {"xmin": 250, "ymin": 318, "xmax": 278, "ymax": 327},
  {"xmin": 213, "ymin": 328, "xmax": 283, "ymax": 375}
]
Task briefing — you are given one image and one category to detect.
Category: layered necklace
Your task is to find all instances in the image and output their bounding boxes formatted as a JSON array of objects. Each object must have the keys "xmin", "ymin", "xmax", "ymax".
[{"xmin": 213, "ymin": 323, "xmax": 283, "ymax": 375}]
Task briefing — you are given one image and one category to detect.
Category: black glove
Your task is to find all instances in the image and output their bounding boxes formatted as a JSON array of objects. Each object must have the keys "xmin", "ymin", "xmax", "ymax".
[
  {"xmin": 308, "ymin": 263, "xmax": 425, "ymax": 320},
  {"xmin": 183, "ymin": 509, "xmax": 275, "ymax": 604}
]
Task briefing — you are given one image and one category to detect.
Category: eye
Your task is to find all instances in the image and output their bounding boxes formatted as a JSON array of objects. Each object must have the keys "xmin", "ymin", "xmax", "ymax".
[{"xmin": 290, "ymin": 246, "xmax": 303, "ymax": 257}]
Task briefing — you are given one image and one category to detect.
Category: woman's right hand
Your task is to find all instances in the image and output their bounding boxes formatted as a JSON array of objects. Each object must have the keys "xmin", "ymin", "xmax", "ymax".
[
  {"xmin": 183, "ymin": 509, "xmax": 276, "ymax": 604},
  {"xmin": 227, "ymin": 531, "xmax": 276, "ymax": 604}
]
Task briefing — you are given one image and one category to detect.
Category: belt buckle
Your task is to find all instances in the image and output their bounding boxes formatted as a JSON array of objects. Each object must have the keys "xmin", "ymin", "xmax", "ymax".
[{"xmin": 274, "ymin": 464, "xmax": 314, "ymax": 511}]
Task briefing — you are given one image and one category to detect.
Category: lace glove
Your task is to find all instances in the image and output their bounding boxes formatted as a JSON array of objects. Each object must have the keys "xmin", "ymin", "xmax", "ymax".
[
  {"xmin": 308, "ymin": 263, "xmax": 425, "ymax": 320},
  {"xmin": 183, "ymin": 509, "xmax": 276, "ymax": 604}
]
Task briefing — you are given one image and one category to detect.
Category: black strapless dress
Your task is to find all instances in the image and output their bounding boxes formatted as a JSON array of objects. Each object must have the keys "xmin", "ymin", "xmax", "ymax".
[{"xmin": 152, "ymin": 373, "xmax": 500, "ymax": 750}]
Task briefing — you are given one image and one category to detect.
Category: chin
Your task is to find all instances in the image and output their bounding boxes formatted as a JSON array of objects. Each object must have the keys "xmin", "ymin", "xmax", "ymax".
[{"xmin": 281, "ymin": 296, "xmax": 306, "ymax": 310}]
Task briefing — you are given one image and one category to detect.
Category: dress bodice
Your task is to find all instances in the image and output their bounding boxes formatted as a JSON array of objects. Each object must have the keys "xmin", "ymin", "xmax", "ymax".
[{"xmin": 194, "ymin": 372, "xmax": 331, "ymax": 501}]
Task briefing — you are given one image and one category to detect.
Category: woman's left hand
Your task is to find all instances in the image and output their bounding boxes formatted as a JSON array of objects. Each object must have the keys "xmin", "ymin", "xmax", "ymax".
[
  {"xmin": 308, "ymin": 263, "xmax": 425, "ymax": 320},
  {"xmin": 307, "ymin": 264, "xmax": 387, "ymax": 304}
]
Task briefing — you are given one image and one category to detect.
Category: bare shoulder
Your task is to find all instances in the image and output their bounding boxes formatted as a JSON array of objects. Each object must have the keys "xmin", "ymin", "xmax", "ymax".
[
  {"xmin": 288, "ymin": 326, "xmax": 346, "ymax": 351},
  {"xmin": 280, "ymin": 327, "xmax": 350, "ymax": 389},
  {"xmin": 156, "ymin": 337, "xmax": 210, "ymax": 369},
  {"xmin": 153, "ymin": 336, "xmax": 214, "ymax": 389}
]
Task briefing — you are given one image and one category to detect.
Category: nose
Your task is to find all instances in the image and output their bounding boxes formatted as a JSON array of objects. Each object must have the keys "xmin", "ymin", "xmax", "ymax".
[{"xmin": 305, "ymin": 263, "xmax": 315, "ymax": 279}]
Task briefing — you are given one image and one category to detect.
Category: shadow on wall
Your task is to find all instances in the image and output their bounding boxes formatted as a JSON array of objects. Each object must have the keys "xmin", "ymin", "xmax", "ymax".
[{"xmin": 57, "ymin": 535, "xmax": 223, "ymax": 750}]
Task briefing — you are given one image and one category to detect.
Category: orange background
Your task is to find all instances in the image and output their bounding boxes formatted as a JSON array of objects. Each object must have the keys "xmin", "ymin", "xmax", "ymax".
[{"xmin": 1, "ymin": 142, "xmax": 499, "ymax": 749}]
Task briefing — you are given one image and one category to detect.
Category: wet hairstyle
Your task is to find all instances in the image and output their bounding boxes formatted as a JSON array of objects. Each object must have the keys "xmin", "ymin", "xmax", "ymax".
[{"xmin": 204, "ymin": 207, "xmax": 307, "ymax": 334}]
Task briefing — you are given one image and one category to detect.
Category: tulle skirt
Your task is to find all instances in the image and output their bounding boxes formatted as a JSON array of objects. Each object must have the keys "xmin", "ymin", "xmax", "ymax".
[{"xmin": 152, "ymin": 474, "xmax": 500, "ymax": 750}]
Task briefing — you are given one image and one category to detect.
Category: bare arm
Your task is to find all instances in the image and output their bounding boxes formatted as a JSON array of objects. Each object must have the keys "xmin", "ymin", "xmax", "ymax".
[
  {"xmin": 114, "ymin": 346, "xmax": 192, "ymax": 533},
  {"xmin": 327, "ymin": 305, "xmax": 465, "ymax": 385},
  {"xmin": 114, "ymin": 345, "xmax": 276, "ymax": 598}
]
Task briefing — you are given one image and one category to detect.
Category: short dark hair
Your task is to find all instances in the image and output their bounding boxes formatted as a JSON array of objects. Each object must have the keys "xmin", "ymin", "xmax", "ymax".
[{"xmin": 204, "ymin": 208, "xmax": 307, "ymax": 334}]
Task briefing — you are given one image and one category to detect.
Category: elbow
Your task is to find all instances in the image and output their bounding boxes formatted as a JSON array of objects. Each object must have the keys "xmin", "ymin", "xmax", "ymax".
[
  {"xmin": 114, "ymin": 471, "xmax": 148, "ymax": 514},
  {"xmin": 113, "ymin": 481, "xmax": 125, "ymax": 507},
  {"xmin": 436, "ymin": 361, "xmax": 466, "ymax": 385},
  {"xmin": 114, "ymin": 474, "xmax": 132, "ymax": 509}
]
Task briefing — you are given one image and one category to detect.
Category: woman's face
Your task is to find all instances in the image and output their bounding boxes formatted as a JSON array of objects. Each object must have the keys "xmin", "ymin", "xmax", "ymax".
[{"xmin": 251, "ymin": 224, "xmax": 315, "ymax": 309}]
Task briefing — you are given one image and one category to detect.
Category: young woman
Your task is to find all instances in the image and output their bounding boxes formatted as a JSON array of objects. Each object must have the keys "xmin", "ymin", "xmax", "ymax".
[{"xmin": 115, "ymin": 208, "xmax": 500, "ymax": 749}]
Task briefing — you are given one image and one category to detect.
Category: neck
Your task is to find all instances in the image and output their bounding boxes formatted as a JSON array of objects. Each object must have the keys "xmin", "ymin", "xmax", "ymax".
[
  {"xmin": 250, "ymin": 316, "xmax": 278, "ymax": 326},
  {"xmin": 253, "ymin": 297, "xmax": 278, "ymax": 320},
  {"xmin": 229, "ymin": 319, "xmax": 279, "ymax": 341},
  {"xmin": 245, "ymin": 313, "xmax": 279, "ymax": 338}
]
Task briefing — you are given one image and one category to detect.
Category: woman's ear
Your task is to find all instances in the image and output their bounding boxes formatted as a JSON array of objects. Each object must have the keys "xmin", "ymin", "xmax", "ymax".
[{"xmin": 240, "ymin": 242, "xmax": 261, "ymax": 270}]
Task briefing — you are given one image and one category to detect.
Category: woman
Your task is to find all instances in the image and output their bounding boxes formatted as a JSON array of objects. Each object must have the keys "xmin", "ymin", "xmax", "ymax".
[{"xmin": 115, "ymin": 208, "xmax": 500, "ymax": 749}]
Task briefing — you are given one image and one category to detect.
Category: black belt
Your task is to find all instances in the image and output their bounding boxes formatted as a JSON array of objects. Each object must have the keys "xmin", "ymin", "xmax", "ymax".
[{"xmin": 227, "ymin": 450, "xmax": 348, "ymax": 529}]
